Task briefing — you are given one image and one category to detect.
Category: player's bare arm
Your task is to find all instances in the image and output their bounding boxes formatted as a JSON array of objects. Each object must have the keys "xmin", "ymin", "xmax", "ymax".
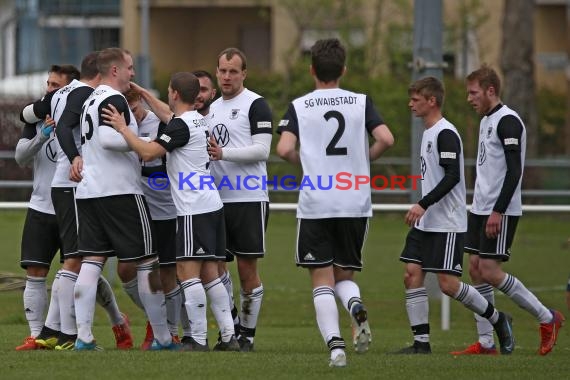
[{"xmin": 276, "ymin": 131, "xmax": 300, "ymax": 164}]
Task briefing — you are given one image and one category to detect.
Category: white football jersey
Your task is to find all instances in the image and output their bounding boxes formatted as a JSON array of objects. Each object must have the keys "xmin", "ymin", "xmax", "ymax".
[
  {"xmin": 472, "ymin": 105, "xmax": 525, "ymax": 216},
  {"xmin": 157, "ymin": 110, "xmax": 223, "ymax": 216},
  {"xmin": 26, "ymin": 122, "xmax": 58, "ymax": 214},
  {"xmin": 75, "ymin": 84, "xmax": 142, "ymax": 199},
  {"xmin": 417, "ymin": 118, "xmax": 467, "ymax": 232},
  {"xmin": 209, "ymin": 88, "xmax": 271, "ymax": 203},
  {"xmin": 50, "ymin": 79, "xmax": 89, "ymax": 188},
  {"xmin": 138, "ymin": 110, "xmax": 176, "ymax": 220},
  {"xmin": 285, "ymin": 88, "xmax": 377, "ymax": 218}
]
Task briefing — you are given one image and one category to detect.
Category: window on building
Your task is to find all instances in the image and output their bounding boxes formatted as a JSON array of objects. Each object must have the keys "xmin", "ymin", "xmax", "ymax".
[{"xmin": 15, "ymin": 0, "xmax": 120, "ymax": 74}]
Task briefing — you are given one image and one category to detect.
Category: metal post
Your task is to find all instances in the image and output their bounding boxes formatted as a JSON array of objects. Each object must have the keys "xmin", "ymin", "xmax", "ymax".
[
  {"xmin": 566, "ymin": 0, "xmax": 570, "ymax": 155},
  {"xmin": 137, "ymin": 0, "xmax": 151, "ymax": 88},
  {"xmin": 410, "ymin": 0, "xmax": 450, "ymax": 331},
  {"xmin": 410, "ymin": 0, "xmax": 445, "ymax": 202}
]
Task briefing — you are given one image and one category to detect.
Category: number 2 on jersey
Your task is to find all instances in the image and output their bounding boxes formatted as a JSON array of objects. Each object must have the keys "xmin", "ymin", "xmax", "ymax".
[{"xmin": 324, "ymin": 110, "xmax": 347, "ymax": 156}]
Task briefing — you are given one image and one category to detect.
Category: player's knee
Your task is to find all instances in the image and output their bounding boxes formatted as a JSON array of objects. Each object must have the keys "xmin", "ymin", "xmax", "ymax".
[
  {"xmin": 468, "ymin": 265, "xmax": 481, "ymax": 281},
  {"xmin": 26, "ymin": 266, "xmax": 49, "ymax": 278},
  {"xmin": 437, "ymin": 276, "xmax": 458, "ymax": 296},
  {"xmin": 403, "ymin": 270, "xmax": 419, "ymax": 289}
]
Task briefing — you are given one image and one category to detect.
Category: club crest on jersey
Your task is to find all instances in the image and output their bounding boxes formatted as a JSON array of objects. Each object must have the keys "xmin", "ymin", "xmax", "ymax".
[
  {"xmin": 230, "ymin": 109, "xmax": 239, "ymax": 120},
  {"xmin": 45, "ymin": 138, "xmax": 58, "ymax": 163},
  {"xmin": 486, "ymin": 126, "xmax": 493, "ymax": 139},
  {"xmin": 426, "ymin": 141, "xmax": 433, "ymax": 153},
  {"xmin": 212, "ymin": 123, "xmax": 230, "ymax": 147},
  {"xmin": 478, "ymin": 141, "xmax": 486, "ymax": 165}
]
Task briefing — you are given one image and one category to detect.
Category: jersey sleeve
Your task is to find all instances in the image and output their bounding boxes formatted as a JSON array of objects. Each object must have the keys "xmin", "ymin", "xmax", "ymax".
[
  {"xmin": 248, "ymin": 98, "xmax": 273, "ymax": 135},
  {"xmin": 493, "ymin": 115, "xmax": 524, "ymax": 213},
  {"xmin": 21, "ymin": 123, "xmax": 38, "ymax": 140},
  {"xmin": 364, "ymin": 95, "xmax": 384, "ymax": 134},
  {"xmin": 66, "ymin": 87, "xmax": 94, "ymax": 116},
  {"xmin": 418, "ymin": 129, "xmax": 461, "ymax": 210},
  {"xmin": 98, "ymin": 94, "xmax": 131, "ymax": 128},
  {"xmin": 276, "ymin": 103, "xmax": 299, "ymax": 138},
  {"xmin": 497, "ymin": 115, "xmax": 523, "ymax": 152},
  {"xmin": 155, "ymin": 118, "xmax": 190, "ymax": 152},
  {"xmin": 20, "ymin": 89, "xmax": 56, "ymax": 123},
  {"xmin": 56, "ymin": 87, "xmax": 93, "ymax": 162}
]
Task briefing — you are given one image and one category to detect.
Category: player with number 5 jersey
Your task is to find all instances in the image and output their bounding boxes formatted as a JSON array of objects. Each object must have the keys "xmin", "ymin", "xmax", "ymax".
[{"xmin": 72, "ymin": 48, "xmax": 174, "ymax": 351}]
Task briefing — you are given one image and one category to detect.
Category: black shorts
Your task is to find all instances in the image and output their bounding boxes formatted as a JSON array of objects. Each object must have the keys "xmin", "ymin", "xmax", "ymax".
[
  {"xmin": 77, "ymin": 194, "xmax": 156, "ymax": 262},
  {"xmin": 20, "ymin": 208, "xmax": 62, "ymax": 268},
  {"xmin": 154, "ymin": 218, "xmax": 176, "ymax": 266},
  {"xmin": 51, "ymin": 187, "xmax": 81, "ymax": 259},
  {"xmin": 176, "ymin": 208, "xmax": 226, "ymax": 261},
  {"xmin": 400, "ymin": 228, "xmax": 465, "ymax": 276},
  {"xmin": 224, "ymin": 201, "xmax": 268, "ymax": 258},
  {"xmin": 465, "ymin": 212, "xmax": 519, "ymax": 262},
  {"xmin": 296, "ymin": 217, "xmax": 368, "ymax": 271}
]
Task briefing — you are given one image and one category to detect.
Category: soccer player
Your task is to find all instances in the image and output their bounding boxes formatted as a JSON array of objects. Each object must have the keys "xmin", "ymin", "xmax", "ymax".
[
  {"xmin": 72, "ymin": 47, "xmax": 174, "ymax": 350},
  {"xmin": 193, "ymin": 69, "xmax": 240, "ymax": 334},
  {"xmin": 276, "ymin": 38, "xmax": 394, "ymax": 367},
  {"xmin": 207, "ymin": 48, "xmax": 271, "ymax": 351},
  {"xmin": 451, "ymin": 65, "xmax": 565, "ymax": 356},
  {"xmin": 124, "ymin": 87, "xmax": 181, "ymax": 349},
  {"xmin": 15, "ymin": 64, "xmax": 79, "ymax": 350},
  {"xmin": 19, "ymin": 54, "xmax": 133, "ymax": 351},
  {"xmin": 395, "ymin": 76, "xmax": 514, "ymax": 355},
  {"xmin": 107, "ymin": 72, "xmax": 238, "ymax": 351}
]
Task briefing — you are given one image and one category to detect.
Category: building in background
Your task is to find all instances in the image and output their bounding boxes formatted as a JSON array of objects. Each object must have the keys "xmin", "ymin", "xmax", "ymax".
[{"xmin": 0, "ymin": 0, "xmax": 568, "ymax": 97}]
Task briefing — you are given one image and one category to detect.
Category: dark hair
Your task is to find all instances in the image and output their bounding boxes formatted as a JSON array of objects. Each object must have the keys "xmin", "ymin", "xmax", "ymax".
[
  {"xmin": 80, "ymin": 51, "xmax": 99, "ymax": 80},
  {"xmin": 49, "ymin": 64, "xmax": 80, "ymax": 82},
  {"xmin": 466, "ymin": 64, "xmax": 501, "ymax": 96},
  {"xmin": 217, "ymin": 48, "xmax": 247, "ymax": 70},
  {"xmin": 408, "ymin": 76, "xmax": 445, "ymax": 107},
  {"xmin": 192, "ymin": 70, "xmax": 214, "ymax": 83},
  {"xmin": 124, "ymin": 86, "xmax": 142, "ymax": 104},
  {"xmin": 311, "ymin": 38, "xmax": 346, "ymax": 83},
  {"xmin": 170, "ymin": 72, "xmax": 200, "ymax": 104},
  {"xmin": 97, "ymin": 47, "xmax": 130, "ymax": 76}
]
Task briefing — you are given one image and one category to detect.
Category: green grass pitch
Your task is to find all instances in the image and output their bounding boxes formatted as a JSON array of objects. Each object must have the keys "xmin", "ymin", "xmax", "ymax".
[{"xmin": 1, "ymin": 210, "xmax": 569, "ymax": 379}]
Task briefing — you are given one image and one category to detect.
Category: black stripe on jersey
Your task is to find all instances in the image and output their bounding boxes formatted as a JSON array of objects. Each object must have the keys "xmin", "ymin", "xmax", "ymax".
[
  {"xmin": 277, "ymin": 103, "xmax": 299, "ymax": 137},
  {"xmin": 493, "ymin": 116, "xmax": 523, "ymax": 213},
  {"xmin": 57, "ymin": 87, "xmax": 94, "ymax": 163},
  {"xmin": 248, "ymin": 98, "xmax": 273, "ymax": 135},
  {"xmin": 418, "ymin": 129, "xmax": 461, "ymax": 210},
  {"xmin": 155, "ymin": 118, "xmax": 190, "ymax": 152},
  {"xmin": 98, "ymin": 94, "xmax": 131, "ymax": 128},
  {"xmin": 364, "ymin": 95, "xmax": 384, "ymax": 133},
  {"xmin": 20, "ymin": 89, "xmax": 57, "ymax": 123},
  {"xmin": 21, "ymin": 123, "xmax": 38, "ymax": 139}
]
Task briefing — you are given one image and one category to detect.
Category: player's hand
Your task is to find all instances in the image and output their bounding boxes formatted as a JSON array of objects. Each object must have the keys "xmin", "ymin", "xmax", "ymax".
[
  {"xmin": 485, "ymin": 211, "xmax": 502, "ymax": 239},
  {"xmin": 405, "ymin": 203, "xmax": 425, "ymax": 227},
  {"xmin": 40, "ymin": 114, "xmax": 56, "ymax": 137},
  {"xmin": 70, "ymin": 156, "xmax": 83, "ymax": 182},
  {"xmin": 101, "ymin": 104, "xmax": 127, "ymax": 133},
  {"xmin": 208, "ymin": 135, "xmax": 223, "ymax": 160},
  {"xmin": 129, "ymin": 81, "xmax": 144, "ymax": 93}
]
